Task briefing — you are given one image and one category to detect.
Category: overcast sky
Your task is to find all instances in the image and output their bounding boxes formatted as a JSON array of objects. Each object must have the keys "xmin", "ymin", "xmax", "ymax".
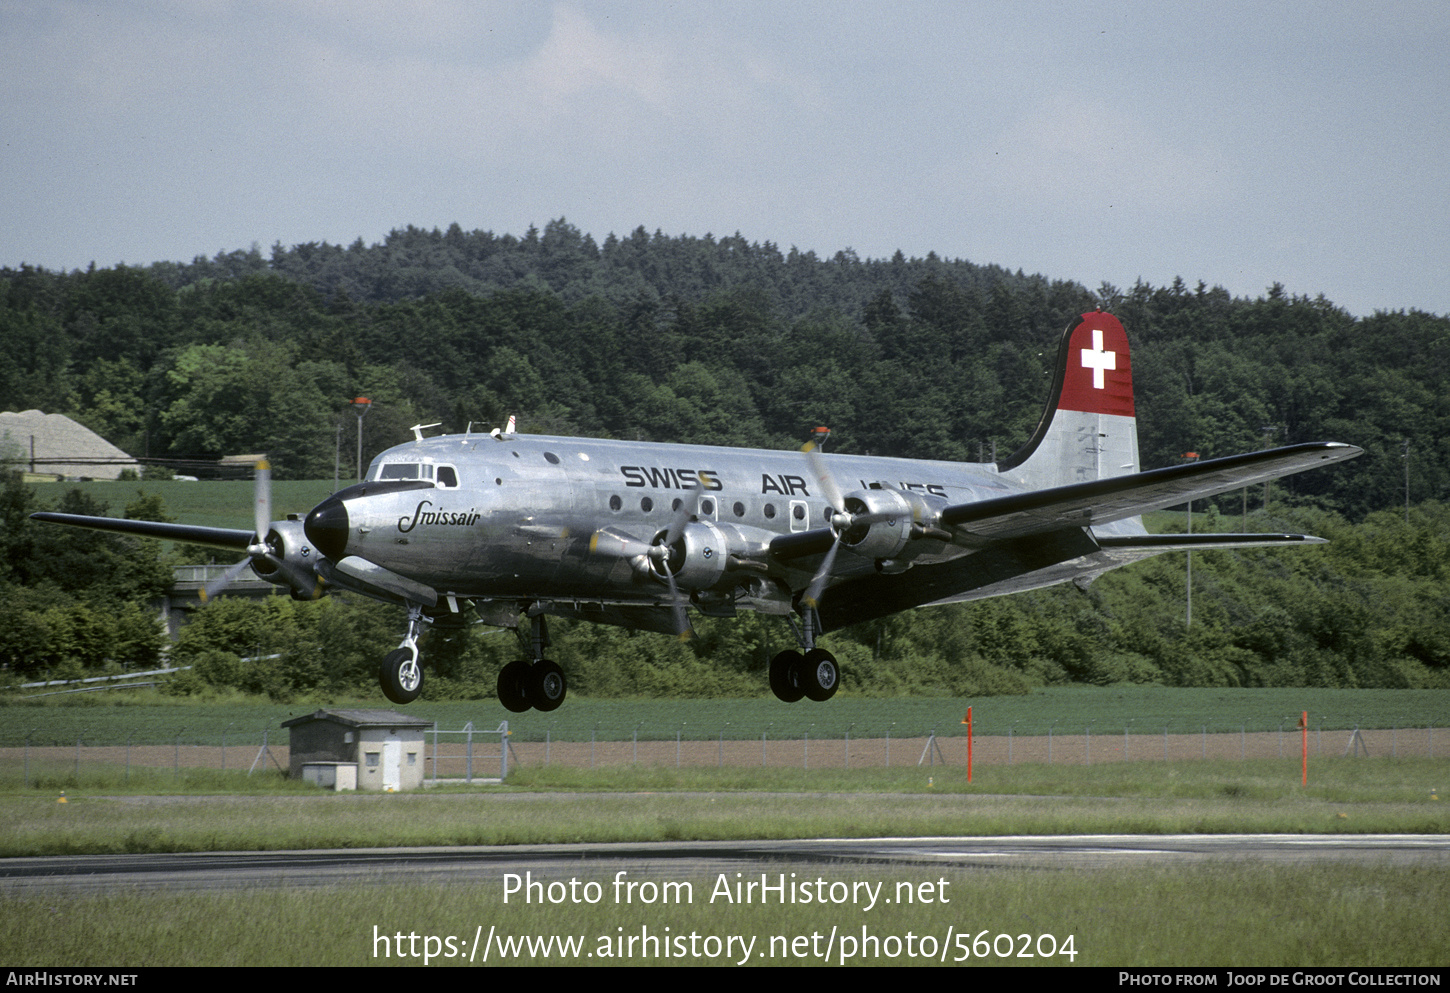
[{"xmin": 4, "ymin": 1, "xmax": 1447, "ymax": 318}]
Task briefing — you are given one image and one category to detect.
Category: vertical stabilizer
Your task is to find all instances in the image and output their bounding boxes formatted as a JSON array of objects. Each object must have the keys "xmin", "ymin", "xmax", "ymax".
[{"xmin": 997, "ymin": 312, "xmax": 1140, "ymax": 491}]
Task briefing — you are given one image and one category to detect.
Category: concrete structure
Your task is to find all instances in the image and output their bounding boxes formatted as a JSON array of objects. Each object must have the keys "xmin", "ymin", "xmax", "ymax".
[
  {"xmin": 0, "ymin": 410, "xmax": 140, "ymax": 480},
  {"xmin": 162, "ymin": 564, "xmax": 277, "ymax": 638},
  {"xmin": 300, "ymin": 761, "xmax": 358, "ymax": 792},
  {"xmin": 281, "ymin": 709, "xmax": 432, "ymax": 791}
]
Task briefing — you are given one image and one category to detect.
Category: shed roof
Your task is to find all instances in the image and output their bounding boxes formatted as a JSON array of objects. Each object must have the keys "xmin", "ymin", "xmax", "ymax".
[{"xmin": 281, "ymin": 708, "xmax": 432, "ymax": 730}]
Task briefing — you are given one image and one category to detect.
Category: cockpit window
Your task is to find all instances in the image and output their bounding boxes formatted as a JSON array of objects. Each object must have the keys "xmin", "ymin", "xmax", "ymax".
[
  {"xmin": 372, "ymin": 463, "xmax": 437, "ymax": 481},
  {"xmin": 436, "ymin": 465, "xmax": 459, "ymax": 488}
]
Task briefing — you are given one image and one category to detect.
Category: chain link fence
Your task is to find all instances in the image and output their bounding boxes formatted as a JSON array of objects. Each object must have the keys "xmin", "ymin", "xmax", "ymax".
[{"xmin": 3, "ymin": 718, "xmax": 1440, "ymax": 783}]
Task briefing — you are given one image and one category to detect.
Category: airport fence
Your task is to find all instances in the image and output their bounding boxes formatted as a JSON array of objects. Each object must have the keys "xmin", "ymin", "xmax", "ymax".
[{"xmin": 1, "ymin": 717, "xmax": 1441, "ymax": 783}]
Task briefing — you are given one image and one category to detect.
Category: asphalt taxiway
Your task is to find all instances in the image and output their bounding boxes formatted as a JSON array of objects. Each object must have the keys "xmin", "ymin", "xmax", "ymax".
[{"xmin": 3, "ymin": 834, "xmax": 1446, "ymax": 894}]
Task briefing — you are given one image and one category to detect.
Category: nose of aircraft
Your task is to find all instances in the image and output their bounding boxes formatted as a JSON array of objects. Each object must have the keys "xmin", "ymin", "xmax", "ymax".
[{"xmin": 304, "ymin": 496, "xmax": 350, "ymax": 561}]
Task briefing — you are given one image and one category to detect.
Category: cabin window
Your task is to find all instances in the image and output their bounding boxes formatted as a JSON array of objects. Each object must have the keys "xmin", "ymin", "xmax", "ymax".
[
  {"xmin": 763, "ymin": 503, "xmax": 777, "ymax": 519},
  {"xmin": 640, "ymin": 497, "xmax": 654, "ymax": 513},
  {"xmin": 732, "ymin": 501, "xmax": 745, "ymax": 518},
  {"xmin": 609, "ymin": 495, "xmax": 622, "ymax": 511},
  {"xmin": 790, "ymin": 501, "xmax": 808, "ymax": 533}
]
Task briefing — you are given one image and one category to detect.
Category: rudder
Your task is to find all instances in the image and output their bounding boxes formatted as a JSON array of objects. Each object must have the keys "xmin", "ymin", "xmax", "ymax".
[{"xmin": 996, "ymin": 311, "xmax": 1140, "ymax": 491}]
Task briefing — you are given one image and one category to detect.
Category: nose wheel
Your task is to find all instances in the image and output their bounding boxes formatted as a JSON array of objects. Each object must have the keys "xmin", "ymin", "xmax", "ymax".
[
  {"xmin": 380, "ymin": 646, "xmax": 424, "ymax": 704},
  {"xmin": 379, "ymin": 603, "xmax": 428, "ymax": 705}
]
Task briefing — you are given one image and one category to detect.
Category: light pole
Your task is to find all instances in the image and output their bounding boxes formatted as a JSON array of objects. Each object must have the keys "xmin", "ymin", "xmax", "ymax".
[
  {"xmin": 351, "ymin": 397, "xmax": 371, "ymax": 483},
  {"xmin": 1183, "ymin": 451, "xmax": 1200, "ymax": 628},
  {"xmin": 1260, "ymin": 425, "xmax": 1278, "ymax": 512},
  {"xmin": 1403, "ymin": 438, "xmax": 1410, "ymax": 523}
]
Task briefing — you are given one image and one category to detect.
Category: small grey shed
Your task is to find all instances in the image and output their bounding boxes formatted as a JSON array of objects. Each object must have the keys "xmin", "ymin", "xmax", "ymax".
[{"xmin": 282, "ymin": 709, "xmax": 432, "ymax": 791}]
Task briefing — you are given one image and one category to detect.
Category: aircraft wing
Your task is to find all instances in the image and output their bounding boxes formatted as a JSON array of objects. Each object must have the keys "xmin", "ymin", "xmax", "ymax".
[
  {"xmin": 939, "ymin": 442, "xmax": 1361, "ymax": 541},
  {"xmin": 27, "ymin": 512, "xmax": 256, "ymax": 551},
  {"xmin": 1096, "ymin": 533, "xmax": 1327, "ymax": 552}
]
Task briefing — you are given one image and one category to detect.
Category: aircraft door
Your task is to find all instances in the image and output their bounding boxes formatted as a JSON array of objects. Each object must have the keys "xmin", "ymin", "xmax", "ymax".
[{"xmin": 382, "ymin": 734, "xmax": 401, "ymax": 791}]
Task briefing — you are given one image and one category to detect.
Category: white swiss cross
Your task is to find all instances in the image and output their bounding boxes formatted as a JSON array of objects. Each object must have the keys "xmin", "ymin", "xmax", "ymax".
[{"xmin": 1080, "ymin": 328, "xmax": 1116, "ymax": 389}]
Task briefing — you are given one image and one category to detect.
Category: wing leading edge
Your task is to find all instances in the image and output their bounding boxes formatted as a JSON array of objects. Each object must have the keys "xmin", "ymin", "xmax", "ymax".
[{"xmin": 26, "ymin": 512, "xmax": 256, "ymax": 551}]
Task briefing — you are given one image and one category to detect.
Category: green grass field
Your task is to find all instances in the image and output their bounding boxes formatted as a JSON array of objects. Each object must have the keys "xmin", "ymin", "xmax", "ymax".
[
  {"xmin": 2, "ymin": 758, "xmax": 1446, "ymax": 855},
  {"xmin": 5, "ymin": 686, "xmax": 1446, "ymax": 745},
  {"xmin": 27, "ymin": 477, "xmax": 340, "ymax": 531},
  {"xmin": 2, "ymin": 862, "xmax": 1445, "ymax": 967},
  {"xmin": 2, "ymin": 690, "xmax": 1446, "ymax": 968}
]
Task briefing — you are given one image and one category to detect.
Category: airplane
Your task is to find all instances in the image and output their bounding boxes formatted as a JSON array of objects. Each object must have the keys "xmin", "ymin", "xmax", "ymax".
[{"xmin": 31, "ymin": 311, "xmax": 1361, "ymax": 710}]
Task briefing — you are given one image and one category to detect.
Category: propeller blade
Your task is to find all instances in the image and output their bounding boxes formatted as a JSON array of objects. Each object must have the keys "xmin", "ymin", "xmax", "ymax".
[
  {"xmin": 663, "ymin": 484, "xmax": 698, "ymax": 548},
  {"xmin": 200, "ymin": 557, "xmax": 253, "ymax": 603},
  {"xmin": 253, "ymin": 459, "xmax": 272, "ymax": 542},
  {"xmin": 802, "ymin": 441, "xmax": 845, "ymax": 514},
  {"xmin": 659, "ymin": 561, "xmax": 694, "ymax": 642},
  {"xmin": 201, "ymin": 461, "xmax": 279, "ymax": 603},
  {"xmin": 800, "ymin": 534, "xmax": 842, "ymax": 611},
  {"xmin": 589, "ymin": 529, "xmax": 653, "ymax": 560}
]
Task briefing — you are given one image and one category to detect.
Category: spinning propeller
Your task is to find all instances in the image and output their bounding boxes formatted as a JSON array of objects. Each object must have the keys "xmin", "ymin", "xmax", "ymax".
[
  {"xmin": 200, "ymin": 460, "xmax": 321, "ymax": 602},
  {"xmin": 799, "ymin": 440, "xmax": 899, "ymax": 610},
  {"xmin": 589, "ymin": 489, "xmax": 697, "ymax": 640}
]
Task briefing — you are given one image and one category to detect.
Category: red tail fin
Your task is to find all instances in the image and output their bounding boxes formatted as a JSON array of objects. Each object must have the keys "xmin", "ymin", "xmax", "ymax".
[
  {"xmin": 1058, "ymin": 311, "xmax": 1134, "ymax": 417},
  {"xmin": 997, "ymin": 311, "xmax": 1140, "ymax": 489}
]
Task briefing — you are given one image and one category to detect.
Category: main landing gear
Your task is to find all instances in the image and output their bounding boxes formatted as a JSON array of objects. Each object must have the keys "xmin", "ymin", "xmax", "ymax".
[
  {"xmin": 496, "ymin": 610, "xmax": 568, "ymax": 713},
  {"xmin": 380, "ymin": 603, "xmax": 428, "ymax": 705},
  {"xmin": 769, "ymin": 603, "xmax": 839, "ymax": 703}
]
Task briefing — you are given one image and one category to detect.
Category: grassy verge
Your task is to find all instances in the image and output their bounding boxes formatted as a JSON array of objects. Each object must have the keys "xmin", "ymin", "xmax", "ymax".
[
  {"xmin": 5, "ymin": 687, "xmax": 1448, "ymax": 742},
  {"xmin": 2, "ymin": 863, "xmax": 1444, "ymax": 967},
  {"xmin": 2, "ymin": 758, "xmax": 1445, "ymax": 856}
]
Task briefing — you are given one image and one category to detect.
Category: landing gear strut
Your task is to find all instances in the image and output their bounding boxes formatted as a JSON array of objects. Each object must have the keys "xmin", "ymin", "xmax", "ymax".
[
  {"xmin": 380, "ymin": 603, "xmax": 428, "ymax": 704},
  {"xmin": 770, "ymin": 604, "xmax": 839, "ymax": 703},
  {"xmin": 497, "ymin": 610, "xmax": 568, "ymax": 713}
]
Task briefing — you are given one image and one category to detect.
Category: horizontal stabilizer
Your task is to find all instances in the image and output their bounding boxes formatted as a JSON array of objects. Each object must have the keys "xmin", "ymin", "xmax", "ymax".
[
  {"xmin": 28, "ymin": 512, "xmax": 256, "ymax": 550},
  {"xmin": 940, "ymin": 442, "xmax": 1361, "ymax": 541}
]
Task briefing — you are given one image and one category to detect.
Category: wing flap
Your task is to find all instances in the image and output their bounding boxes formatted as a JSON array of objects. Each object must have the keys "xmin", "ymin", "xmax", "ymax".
[{"xmin": 939, "ymin": 442, "xmax": 1360, "ymax": 540}]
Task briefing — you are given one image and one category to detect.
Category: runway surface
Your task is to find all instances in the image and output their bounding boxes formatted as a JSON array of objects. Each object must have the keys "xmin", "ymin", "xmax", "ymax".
[{"xmin": 4, "ymin": 834, "xmax": 1447, "ymax": 894}]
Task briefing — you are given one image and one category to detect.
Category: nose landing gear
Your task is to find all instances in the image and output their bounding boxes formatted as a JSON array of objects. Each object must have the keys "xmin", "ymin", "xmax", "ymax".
[{"xmin": 380, "ymin": 603, "xmax": 429, "ymax": 704}]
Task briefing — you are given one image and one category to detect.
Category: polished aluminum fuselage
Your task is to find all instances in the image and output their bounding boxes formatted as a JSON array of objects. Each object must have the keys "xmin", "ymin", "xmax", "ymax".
[{"xmin": 339, "ymin": 431, "xmax": 1040, "ymax": 605}]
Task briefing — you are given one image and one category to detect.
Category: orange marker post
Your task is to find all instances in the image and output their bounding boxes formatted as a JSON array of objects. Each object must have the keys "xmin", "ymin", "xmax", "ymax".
[{"xmin": 966, "ymin": 707, "xmax": 973, "ymax": 784}]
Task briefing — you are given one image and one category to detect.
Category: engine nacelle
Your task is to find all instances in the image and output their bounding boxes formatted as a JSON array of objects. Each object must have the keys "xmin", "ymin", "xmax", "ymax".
[
  {"xmin": 250, "ymin": 518, "xmax": 323, "ymax": 599},
  {"xmin": 652, "ymin": 521, "xmax": 766, "ymax": 592},
  {"xmin": 836, "ymin": 488, "xmax": 914, "ymax": 560}
]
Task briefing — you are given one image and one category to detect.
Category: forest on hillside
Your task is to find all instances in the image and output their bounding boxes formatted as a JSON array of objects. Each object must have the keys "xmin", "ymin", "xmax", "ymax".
[{"xmin": 1, "ymin": 220, "xmax": 1446, "ymax": 697}]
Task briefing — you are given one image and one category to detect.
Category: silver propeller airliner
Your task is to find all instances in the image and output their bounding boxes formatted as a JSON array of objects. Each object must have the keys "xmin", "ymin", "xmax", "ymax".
[{"xmin": 33, "ymin": 312, "xmax": 1361, "ymax": 710}]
